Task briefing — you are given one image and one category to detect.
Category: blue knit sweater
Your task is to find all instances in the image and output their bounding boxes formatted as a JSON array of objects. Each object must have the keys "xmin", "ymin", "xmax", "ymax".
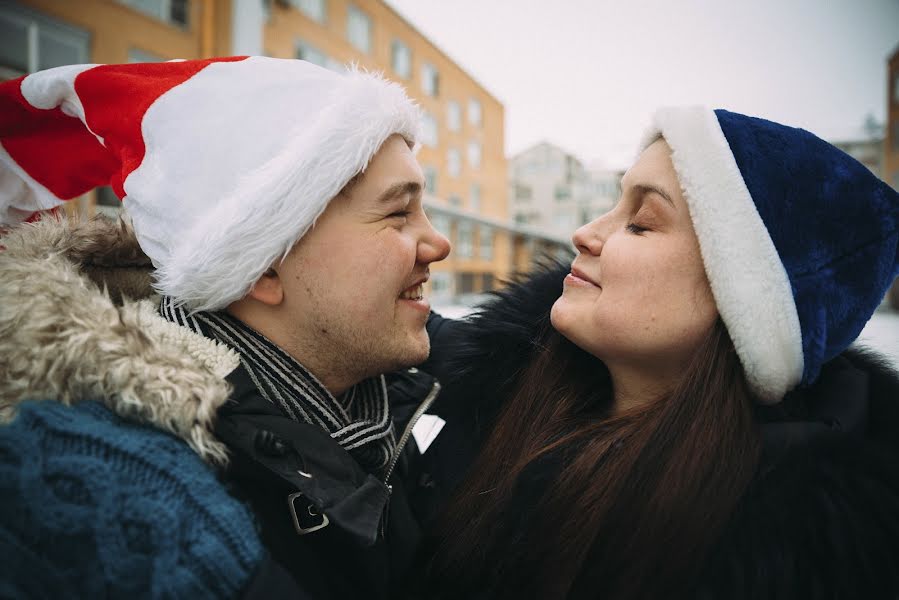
[{"xmin": 0, "ymin": 401, "xmax": 264, "ymax": 598}]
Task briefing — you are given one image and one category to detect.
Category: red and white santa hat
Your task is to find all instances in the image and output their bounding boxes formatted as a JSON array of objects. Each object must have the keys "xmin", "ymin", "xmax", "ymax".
[{"xmin": 0, "ymin": 56, "xmax": 421, "ymax": 310}]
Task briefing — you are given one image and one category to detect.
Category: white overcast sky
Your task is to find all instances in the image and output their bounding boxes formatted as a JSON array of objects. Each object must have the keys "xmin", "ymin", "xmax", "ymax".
[{"xmin": 384, "ymin": 0, "xmax": 899, "ymax": 169}]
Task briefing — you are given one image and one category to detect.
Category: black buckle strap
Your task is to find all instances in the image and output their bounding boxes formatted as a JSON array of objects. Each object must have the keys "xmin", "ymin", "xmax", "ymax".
[{"xmin": 287, "ymin": 492, "xmax": 329, "ymax": 535}]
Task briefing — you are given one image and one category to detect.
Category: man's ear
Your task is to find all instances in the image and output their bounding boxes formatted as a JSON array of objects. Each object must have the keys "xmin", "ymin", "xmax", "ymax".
[{"xmin": 247, "ymin": 268, "xmax": 283, "ymax": 306}]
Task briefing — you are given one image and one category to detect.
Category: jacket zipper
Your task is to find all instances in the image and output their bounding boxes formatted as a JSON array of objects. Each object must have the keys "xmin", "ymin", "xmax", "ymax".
[
  {"xmin": 384, "ymin": 377, "xmax": 442, "ymax": 484},
  {"xmin": 379, "ymin": 377, "xmax": 441, "ymax": 538}
]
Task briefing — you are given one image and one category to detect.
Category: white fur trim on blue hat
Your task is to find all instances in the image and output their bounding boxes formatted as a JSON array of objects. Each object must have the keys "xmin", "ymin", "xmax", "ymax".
[{"xmin": 639, "ymin": 106, "xmax": 804, "ymax": 403}]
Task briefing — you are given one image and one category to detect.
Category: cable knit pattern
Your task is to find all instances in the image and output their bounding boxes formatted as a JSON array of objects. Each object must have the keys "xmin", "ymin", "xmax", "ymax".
[{"xmin": 0, "ymin": 401, "xmax": 264, "ymax": 598}]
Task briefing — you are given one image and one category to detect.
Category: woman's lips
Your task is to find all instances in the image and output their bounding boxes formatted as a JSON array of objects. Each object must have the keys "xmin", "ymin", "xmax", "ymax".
[{"xmin": 568, "ymin": 266, "xmax": 600, "ymax": 288}]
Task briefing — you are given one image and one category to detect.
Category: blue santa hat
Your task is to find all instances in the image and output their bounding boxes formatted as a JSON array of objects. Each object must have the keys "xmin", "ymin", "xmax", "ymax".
[{"xmin": 640, "ymin": 107, "xmax": 899, "ymax": 404}]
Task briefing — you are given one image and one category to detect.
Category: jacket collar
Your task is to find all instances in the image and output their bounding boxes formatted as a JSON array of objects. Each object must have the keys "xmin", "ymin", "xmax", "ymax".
[{"xmin": 215, "ymin": 363, "xmax": 438, "ymax": 546}]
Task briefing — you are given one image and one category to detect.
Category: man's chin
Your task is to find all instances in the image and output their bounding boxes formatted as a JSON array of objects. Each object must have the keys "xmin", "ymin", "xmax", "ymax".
[{"xmin": 391, "ymin": 332, "xmax": 430, "ymax": 371}]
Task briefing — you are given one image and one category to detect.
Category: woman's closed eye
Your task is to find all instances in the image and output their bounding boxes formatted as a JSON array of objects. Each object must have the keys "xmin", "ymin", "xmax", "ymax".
[{"xmin": 626, "ymin": 222, "xmax": 648, "ymax": 235}]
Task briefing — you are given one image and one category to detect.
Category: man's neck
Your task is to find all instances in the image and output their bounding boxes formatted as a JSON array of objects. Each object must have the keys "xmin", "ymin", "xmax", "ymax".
[{"xmin": 225, "ymin": 305, "xmax": 364, "ymax": 397}]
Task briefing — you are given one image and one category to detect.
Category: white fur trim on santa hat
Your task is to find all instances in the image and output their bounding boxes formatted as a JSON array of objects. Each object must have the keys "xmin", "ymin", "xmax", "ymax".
[
  {"xmin": 639, "ymin": 106, "xmax": 803, "ymax": 403},
  {"xmin": 122, "ymin": 57, "xmax": 421, "ymax": 312}
]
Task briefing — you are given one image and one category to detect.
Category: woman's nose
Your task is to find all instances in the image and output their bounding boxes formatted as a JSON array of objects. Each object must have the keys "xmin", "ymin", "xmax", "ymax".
[{"xmin": 572, "ymin": 219, "xmax": 604, "ymax": 256}]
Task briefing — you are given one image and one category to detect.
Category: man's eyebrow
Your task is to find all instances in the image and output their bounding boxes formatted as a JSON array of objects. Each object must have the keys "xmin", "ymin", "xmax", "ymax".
[
  {"xmin": 376, "ymin": 181, "xmax": 421, "ymax": 204},
  {"xmin": 632, "ymin": 183, "xmax": 675, "ymax": 208}
]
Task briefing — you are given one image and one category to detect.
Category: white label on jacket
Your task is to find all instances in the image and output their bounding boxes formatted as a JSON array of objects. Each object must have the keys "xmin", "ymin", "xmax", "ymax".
[{"xmin": 412, "ymin": 414, "xmax": 446, "ymax": 454}]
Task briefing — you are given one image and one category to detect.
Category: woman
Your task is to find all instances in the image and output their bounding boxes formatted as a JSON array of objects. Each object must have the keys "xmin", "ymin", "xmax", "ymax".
[{"xmin": 410, "ymin": 107, "xmax": 899, "ymax": 599}]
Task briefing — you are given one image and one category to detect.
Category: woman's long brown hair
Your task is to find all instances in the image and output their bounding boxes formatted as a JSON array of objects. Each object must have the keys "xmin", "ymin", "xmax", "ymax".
[{"xmin": 416, "ymin": 318, "xmax": 761, "ymax": 599}]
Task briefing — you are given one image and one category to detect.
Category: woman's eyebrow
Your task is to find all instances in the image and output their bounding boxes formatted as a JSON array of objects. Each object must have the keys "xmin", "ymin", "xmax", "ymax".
[{"xmin": 631, "ymin": 183, "xmax": 675, "ymax": 209}]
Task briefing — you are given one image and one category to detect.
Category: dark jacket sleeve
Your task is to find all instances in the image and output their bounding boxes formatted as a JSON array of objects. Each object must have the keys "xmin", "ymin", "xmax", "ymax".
[{"xmin": 692, "ymin": 350, "xmax": 899, "ymax": 599}]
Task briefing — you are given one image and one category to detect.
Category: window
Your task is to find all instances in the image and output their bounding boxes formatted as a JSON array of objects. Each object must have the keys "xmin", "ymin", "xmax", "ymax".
[
  {"xmin": 429, "ymin": 213, "xmax": 451, "ymax": 236},
  {"xmin": 553, "ymin": 213, "xmax": 575, "ymax": 229},
  {"xmin": 469, "ymin": 183, "xmax": 481, "ymax": 212},
  {"xmin": 421, "ymin": 112, "xmax": 438, "ymax": 147},
  {"xmin": 423, "ymin": 166, "xmax": 438, "ymax": 195},
  {"xmin": 346, "ymin": 5, "xmax": 371, "ymax": 53},
  {"xmin": 479, "ymin": 225, "xmax": 493, "ymax": 260},
  {"xmin": 554, "ymin": 185, "xmax": 571, "ymax": 201},
  {"xmin": 579, "ymin": 208, "xmax": 592, "ymax": 226},
  {"xmin": 514, "ymin": 184, "xmax": 532, "ymax": 201},
  {"xmin": 894, "ymin": 122, "xmax": 899, "ymax": 151},
  {"xmin": 119, "ymin": 0, "xmax": 189, "ymax": 27},
  {"xmin": 447, "ymin": 148, "xmax": 461, "ymax": 178},
  {"xmin": 430, "ymin": 271, "xmax": 452, "ymax": 298},
  {"xmin": 467, "ymin": 140, "xmax": 482, "ymax": 168},
  {"xmin": 893, "ymin": 171, "xmax": 899, "ymax": 191},
  {"xmin": 514, "ymin": 212, "xmax": 528, "ymax": 225},
  {"xmin": 128, "ymin": 47, "xmax": 165, "ymax": 62},
  {"xmin": 447, "ymin": 100, "xmax": 461, "ymax": 132},
  {"xmin": 481, "ymin": 273, "xmax": 495, "ymax": 292},
  {"xmin": 468, "ymin": 98, "xmax": 482, "ymax": 127},
  {"xmin": 456, "ymin": 221, "xmax": 473, "ymax": 258},
  {"xmin": 448, "ymin": 195, "xmax": 462, "ymax": 208},
  {"xmin": 391, "ymin": 39, "xmax": 411, "ymax": 79},
  {"xmin": 96, "ymin": 186, "xmax": 120, "ymax": 207},
  {"xmin": 95, "ymin": 186, "xmax": 123, "ymax": 218},
  {"xmin": 894, "ymin": 72, "xmax": 899, "ymax": 104},
  {"xmin": 295, "ymin": 39, "xmax": 328, "ymax": 67},
  {"xmin": 291, "ymin": 0, "xmax": 326, "ymax": 23},
  {"xmin": 457, "ymin": 272, "xmax": 476, "ymax": 294},
  {"xmin": 0, "ymin": 5, "xmax": 89, "ymax": 76},
  {"xmin": 422, "ymin": 62, "xmax": 439, "ymax": 97}
]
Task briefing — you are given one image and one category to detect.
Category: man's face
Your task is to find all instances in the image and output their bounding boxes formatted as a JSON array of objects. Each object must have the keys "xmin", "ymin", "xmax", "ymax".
[{"xmin": 277, "ymin": 134, "xmax": 451, "ymax": 389}]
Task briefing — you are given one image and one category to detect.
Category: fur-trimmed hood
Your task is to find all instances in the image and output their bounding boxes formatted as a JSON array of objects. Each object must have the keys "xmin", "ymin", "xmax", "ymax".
[
  {"xmin": 0, "ymin": 216, "xmax": 239, "ymax": 463},
  {"xmin": 421, "ymin": 261, "xmax": 899, "ymax": 598}
]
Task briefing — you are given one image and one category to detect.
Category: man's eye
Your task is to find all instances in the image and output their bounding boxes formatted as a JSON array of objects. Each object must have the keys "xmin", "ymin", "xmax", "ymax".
[
  {"xmin": 388, "ymin": 210, "xmax": 411, "ymax": 219},
  {"xmin": 626, "ymin": 223, "xmax": 648, "ymax": 234}
]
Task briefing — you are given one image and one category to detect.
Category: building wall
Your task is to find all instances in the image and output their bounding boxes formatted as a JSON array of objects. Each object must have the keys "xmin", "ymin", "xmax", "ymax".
[
  {"xmin": 263, "ymin": 0, "xmax": 505, "ymax": 223},
  {"xmin": 425, "ymin": 203, "xmax": 569, "ymax": 303},
  {"xmin": 12, "ymin": 0, "xmax": 230, "ymax": 65},
  {"xmin": 886, "ymin": 45, "xmax": 899, "ymax": 191},
  {"xmin": 510, "ymin": 141, "xmax": 619, "ymax": 237}
]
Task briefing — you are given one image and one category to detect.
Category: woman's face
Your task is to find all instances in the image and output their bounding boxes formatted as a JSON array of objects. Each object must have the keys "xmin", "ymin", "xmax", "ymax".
[{"xmin": 551, "ymin": 139, "xmax": 718, "ymax": 375}]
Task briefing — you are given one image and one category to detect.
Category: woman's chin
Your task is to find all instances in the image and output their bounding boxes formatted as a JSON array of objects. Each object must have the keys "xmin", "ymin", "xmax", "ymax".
[{"xmin": 549, "ymin": 296, "xmax": 572, "ymax": 334}]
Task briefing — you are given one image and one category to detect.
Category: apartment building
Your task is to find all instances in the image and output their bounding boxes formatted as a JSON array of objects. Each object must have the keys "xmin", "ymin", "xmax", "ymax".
[{"xmin": 510, "ymin": 141, "xmax": 620, "ymax": 238}]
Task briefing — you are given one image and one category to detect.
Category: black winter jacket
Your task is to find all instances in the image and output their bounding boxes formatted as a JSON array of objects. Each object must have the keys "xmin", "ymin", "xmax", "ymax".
[
  {"xmin": 217, "ymin": 364, "xmax": 441, "ymax": 599},
  {"xmin": 414, "ymin": 262, "xmax": 899, "ymax": 599}
]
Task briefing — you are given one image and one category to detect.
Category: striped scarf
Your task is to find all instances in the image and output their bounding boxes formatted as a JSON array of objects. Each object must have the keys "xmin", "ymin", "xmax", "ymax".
[{"xmin": 159, "ymin": 297, "xmax": 396, "ymax": 474}]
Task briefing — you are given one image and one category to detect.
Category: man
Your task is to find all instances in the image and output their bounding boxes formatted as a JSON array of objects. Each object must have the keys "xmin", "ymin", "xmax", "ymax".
[{"xmin": 0, "ymin": 57, "xmax": 449, "ymax": 598}]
